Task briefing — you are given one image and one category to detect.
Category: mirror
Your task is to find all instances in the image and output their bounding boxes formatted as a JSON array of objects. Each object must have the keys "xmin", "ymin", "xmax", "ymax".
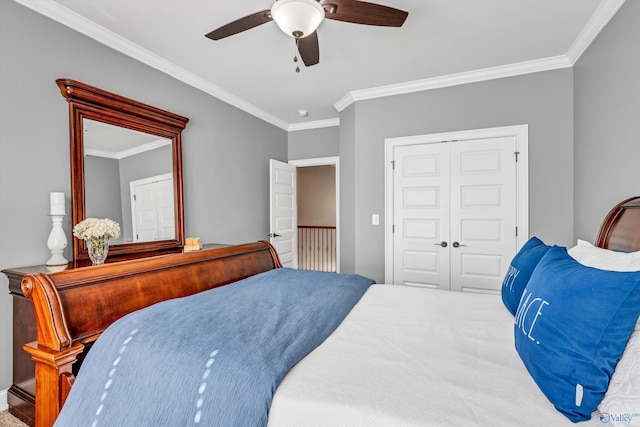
[
  {"xmin": 57, "ymin": 78, "xmax": 189, "ymax": 264},
  {"xmin": 83, "ymin": 119, "xmax": 175, "ymax": 244}
]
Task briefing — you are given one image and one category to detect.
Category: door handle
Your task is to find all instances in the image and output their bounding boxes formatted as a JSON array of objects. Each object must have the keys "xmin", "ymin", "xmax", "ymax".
[
  {"xmin": 452, "ymin": 241, "xmax": 467, "ymax": 248},
  {"xmin": 268, "ymin": 233, "xmax": 282, "ymax": 238},
  {"xmin": 433, "ymin": 241, "xmax": 448, "ymax": 248}
]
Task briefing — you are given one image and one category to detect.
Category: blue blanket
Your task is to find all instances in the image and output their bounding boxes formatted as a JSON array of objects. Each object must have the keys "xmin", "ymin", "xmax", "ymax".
[{"xmin": 54, "ymin": 268, "xmax": 374, "ymax": 427}]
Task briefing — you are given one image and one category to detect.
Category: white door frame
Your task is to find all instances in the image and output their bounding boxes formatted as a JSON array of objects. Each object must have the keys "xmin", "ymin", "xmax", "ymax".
[
  {"xmin": 384, "ymin": 125, "xmax": 529, "ymax": 284},
  {"xmin": 289, "ymin": 156, "xmax": 340, "ymax": 273}
]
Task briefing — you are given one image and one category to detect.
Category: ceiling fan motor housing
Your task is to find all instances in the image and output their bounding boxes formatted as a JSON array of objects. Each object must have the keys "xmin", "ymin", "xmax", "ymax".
[{"xmin": 271, "ymin": 0, "xmax": 325, "ymax": 38}]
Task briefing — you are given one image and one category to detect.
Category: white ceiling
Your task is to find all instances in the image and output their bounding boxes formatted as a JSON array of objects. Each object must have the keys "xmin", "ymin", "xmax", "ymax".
[
  {"xmin": 18, "ymin": 0, "xmax": 624, "ymax": 130},
  {"xmin": 83, "ymin": 119, "xmax": 170, "ymax": 158}
]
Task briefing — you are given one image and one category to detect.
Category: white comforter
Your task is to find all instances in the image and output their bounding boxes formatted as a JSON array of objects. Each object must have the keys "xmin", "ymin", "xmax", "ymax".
[{"xmin": 268, "ymin": 285, "xmax": 603, "ymax": 426}]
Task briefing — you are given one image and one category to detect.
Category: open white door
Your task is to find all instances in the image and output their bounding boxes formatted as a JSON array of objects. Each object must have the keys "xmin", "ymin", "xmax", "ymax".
[{"xmin": 269, "ymin": 159, "xmax": 297, "ymax": 268}]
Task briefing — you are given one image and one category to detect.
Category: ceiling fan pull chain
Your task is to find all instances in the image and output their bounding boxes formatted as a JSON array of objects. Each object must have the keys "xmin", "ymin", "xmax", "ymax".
[{"xmin": 293, "ymin": 41, "xmax": 300, "ymax": 73}]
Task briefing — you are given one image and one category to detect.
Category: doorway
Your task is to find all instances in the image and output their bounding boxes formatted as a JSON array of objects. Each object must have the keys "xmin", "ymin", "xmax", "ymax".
[
  {"xmin": 296, "ymin": 165, "xmax": 337, "ymax": 271},
  {"xmin": 290, "ymin": 157, "xmax": 340, "ymax": 273}
]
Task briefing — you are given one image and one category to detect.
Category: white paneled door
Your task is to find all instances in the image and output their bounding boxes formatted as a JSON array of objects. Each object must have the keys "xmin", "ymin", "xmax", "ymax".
[
  {"xmin": 391, "ymin": 136, "xmax": 518, "ymax": 294},
  {"xmin": 269, "ymin": 159, "xmax": 298, "ymax": 268},
  {"xmin": 393, "ymin": 142, "xmax": 451, "ymax": 289},
  {"xmin": 130, "ymin": 173, "xmax": 175, "ymax": 242},
  {"xmin": 449, "ymin": 137, "xmax": 517, "ymax": 292}
]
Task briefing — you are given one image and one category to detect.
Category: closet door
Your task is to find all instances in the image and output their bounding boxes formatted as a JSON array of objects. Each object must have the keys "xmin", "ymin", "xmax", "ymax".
[
  {"xmin": 449, "ymin": 136, "xmax": 517, "ymax": 293},
  {"xmin": 392, "ymin": 143, "xmax": 451, "ymax": 290},
  {"xmin": 391, "ymin": 136, "xmax": 518, "ymax": 293}
]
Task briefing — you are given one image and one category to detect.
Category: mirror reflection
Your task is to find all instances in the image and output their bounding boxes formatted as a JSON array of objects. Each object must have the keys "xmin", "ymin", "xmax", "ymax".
[{"xmin": 83, "ymin": 119, "xmax": 174, "ymax": 244}]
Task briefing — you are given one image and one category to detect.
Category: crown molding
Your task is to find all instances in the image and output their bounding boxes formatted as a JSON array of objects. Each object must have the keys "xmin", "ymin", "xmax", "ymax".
[
  {"xmin": 288, "ymin": 118, "xmax": 340, "ymax": 131},
  {"xmin": 16, "ymin": 0, "xmax": 625, "ymax": 131},
  {"xmin": 334, "ymin": 55, "xmax": 572, "ymax": 112},
  {"xmin": 14, "ymin": 0, "xmax": 290, "ymax": 131},
  {"xmin": 84, "ymin": 148, "xmax": 118, "ymax": 159},
  {"xmin": 566, "ymin": 0, "xmax": 626, "ymax": 63},
  {"xmin": 116, "ymin": 139, "xmax": 171, "ymax": 159},
  {"xmin": 334, "ymin": 0, "xmax": 624, "ymax": 113},
  {"xmin": 86, "ymin": 138, "xmax": 172, "ymax": 160}
]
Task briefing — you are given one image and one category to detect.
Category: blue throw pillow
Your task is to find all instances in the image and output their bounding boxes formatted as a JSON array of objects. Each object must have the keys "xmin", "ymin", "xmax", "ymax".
[
  {"xmin": 501, "ymin": 237, "xmax": 551, "ymax": 315},
  {"xmin": 514, "ymin": 246, "xmax": 640, "ymax": 422}
]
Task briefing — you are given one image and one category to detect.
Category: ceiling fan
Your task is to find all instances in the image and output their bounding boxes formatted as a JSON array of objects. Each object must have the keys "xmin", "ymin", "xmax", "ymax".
[{"xmin": 205, "ymin": 0, "xmax": 408, "ymax": 67}]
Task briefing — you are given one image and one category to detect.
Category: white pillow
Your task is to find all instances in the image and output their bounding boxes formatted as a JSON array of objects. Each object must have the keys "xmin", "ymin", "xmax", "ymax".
[
  {"xmin": 568, "ymin": 239, "xmax": 640, "ymax": 271},
  {"xmin": 597, "ymin": 318, "xmax": 640, "ymax": 426},
  {"xmin": 570, "ymin": 240, "xmax": 640, "ymax": 424}
]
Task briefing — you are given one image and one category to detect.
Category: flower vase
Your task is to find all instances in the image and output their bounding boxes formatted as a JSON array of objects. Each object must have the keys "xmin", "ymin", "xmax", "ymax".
[{"xmin": 87, "ymin": 236, "xmax": 109, "ymax": 265}]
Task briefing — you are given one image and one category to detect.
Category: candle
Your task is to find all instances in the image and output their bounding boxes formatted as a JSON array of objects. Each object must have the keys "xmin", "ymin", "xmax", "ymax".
[{"xmin": 50, "ymin": 192, "xmax": 65, "ymax": 216}]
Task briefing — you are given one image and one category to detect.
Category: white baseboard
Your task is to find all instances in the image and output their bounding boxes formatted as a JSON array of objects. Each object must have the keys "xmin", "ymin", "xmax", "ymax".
[{"xmin": 0, "ymin": 388, "xmax": 8, "ymax": 411}]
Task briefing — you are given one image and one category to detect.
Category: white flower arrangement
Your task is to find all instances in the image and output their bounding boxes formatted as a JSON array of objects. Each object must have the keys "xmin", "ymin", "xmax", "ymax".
[{"xmin": 73, "ymin": 217, "xmax": 121, "ymax": 241}]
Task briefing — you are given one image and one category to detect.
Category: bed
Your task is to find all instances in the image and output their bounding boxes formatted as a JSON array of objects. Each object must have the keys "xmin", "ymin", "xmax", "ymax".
[{"xmin": 20, "ymin": 197, "xmax": 640, "ymax": 427}]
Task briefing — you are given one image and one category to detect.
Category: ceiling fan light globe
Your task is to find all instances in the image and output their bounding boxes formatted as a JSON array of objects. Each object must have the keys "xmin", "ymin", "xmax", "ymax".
[{"xmin": 271, "ymin": 0, "xmax": 325, "ymax": 38}]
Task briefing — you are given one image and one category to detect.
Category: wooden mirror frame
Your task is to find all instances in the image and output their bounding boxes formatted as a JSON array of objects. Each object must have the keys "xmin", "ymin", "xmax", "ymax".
[{"xmin": 57, "ymin": 78, "xmax": 189, "ymax": 265}]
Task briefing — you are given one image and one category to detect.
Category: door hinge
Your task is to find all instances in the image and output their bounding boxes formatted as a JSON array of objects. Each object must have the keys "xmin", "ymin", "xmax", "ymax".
[
  {"xmin": 514, "ymin": 151, "xmax": 520, "ymax": 162},
  {"xmin": 392, "ymin": 224, "xmax": 395, "ymax": 233},
  {"xmin": 391, "ymin": 160, "xmax": 395, "ymax": 170},
  {"xmin": 133, "ymin": 194, "xmax": 137, "ymax": 201},
  {"xmin": 515, "ymin": 226, "xmax": 518, "ymax": 237}
]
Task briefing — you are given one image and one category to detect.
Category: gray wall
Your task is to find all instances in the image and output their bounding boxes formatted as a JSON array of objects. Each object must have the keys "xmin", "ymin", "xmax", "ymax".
[
  {"xmin": 339, "ymin": 105, "xmax": 357, "ymax": 274},
  {"xmin": 85, "ymin": 155, "xmax": 125, "ymax": 244},
  {"xmin": 288, "ymin": 126, "xmax": 339, "ymax": 160},
  {"xmin": 340, "ymin": 70, "xmax": 574, "ymax": 282},
  {"xmin": 297, "ymin": 166, "xmax": 336, "ymax": 227},
  {"xmin": 574, "ymin": 0, "xmax": 640, "ymax": 243},
  {"xmin": 0, "ymin": 1, "xmax": 286, "ymax": 391}
]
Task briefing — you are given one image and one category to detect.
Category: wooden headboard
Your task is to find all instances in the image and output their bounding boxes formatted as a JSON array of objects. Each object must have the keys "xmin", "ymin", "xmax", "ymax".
[
  {"xmin": 596, "ymin": 196, "xmax": 640, "ymax": 251},
  {"xmin": 21, "ymin": 241, "xmax": 281, "ymax": 427}
]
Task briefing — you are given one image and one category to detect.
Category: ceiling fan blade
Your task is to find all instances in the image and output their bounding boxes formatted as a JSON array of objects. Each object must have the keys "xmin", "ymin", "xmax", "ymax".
[
  {"xmin": 322, "ymin": 0, "xmax": 408, "ymax": 27},
  {"xmin": 205, "ymin": 10, "xmax": 273, "ymax": 40},
  {"xmin": 296, "ymin": 32, "xmax": 320, "ymax": 67}
]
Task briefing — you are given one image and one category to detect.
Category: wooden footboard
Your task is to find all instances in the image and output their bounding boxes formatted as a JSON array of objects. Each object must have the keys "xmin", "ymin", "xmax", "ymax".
[{"xmin": 20, "ymin": 241, "xmax": 281, "ymax": 427}]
